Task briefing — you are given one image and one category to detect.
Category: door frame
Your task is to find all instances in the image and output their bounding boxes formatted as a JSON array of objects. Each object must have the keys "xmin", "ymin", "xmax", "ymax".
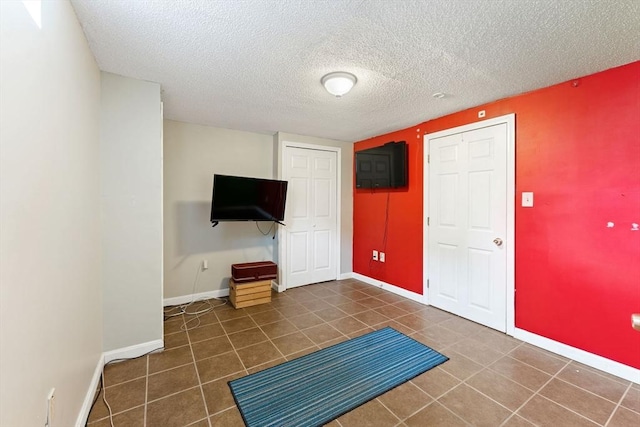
[
  {"xmin": 423, "ymin": 114, "xmax": 515, "ymax": 336},
  {"xmin": 278, "ymin": 140, "xmax": 341, "ymax": 291}
]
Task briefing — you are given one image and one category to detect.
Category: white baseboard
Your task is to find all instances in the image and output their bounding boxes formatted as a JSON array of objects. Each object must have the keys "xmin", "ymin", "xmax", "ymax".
[
  {"xmin": 351, "ymin": 273, "xmax": 423, "ymax": 303},
  {"xmin": 75, "ymin": 353, "xmax": 105, "ymax": 427},
  {"xmin": 339, "ymin": 272, "xmax": 354, "ymax": 280},
  {"xmin": 103, "ymin": 339, "xmax": 164, "ymax": 363},
  {"xmin": 271, "ymin": 279, "xmax": 285, "ymax": 293},
  {"xmin": 514, "ymin": 328, "xmax": 640, "ymax": 384},
  {"xmin": 163, "ymin": 288, "xmax": 230, "ymax": 307}
]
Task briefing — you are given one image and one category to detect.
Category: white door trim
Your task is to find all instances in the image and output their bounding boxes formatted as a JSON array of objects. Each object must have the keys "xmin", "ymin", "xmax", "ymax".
[
  {"xmin": 278, "ymin": 140, "xmax": 341, "ymax": 291},
  {"xmin": 423, "ymin": 114, "xmax": 515, "ymax": 336}
]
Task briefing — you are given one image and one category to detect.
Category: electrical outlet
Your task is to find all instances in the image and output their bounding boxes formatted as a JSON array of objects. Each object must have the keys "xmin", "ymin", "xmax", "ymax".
[
  {"xmin": 380, "ymin": 252, "xmax": 385, "ymax": 263},
  {"xmin": 372, "ymin": 250, "xmax": 378, "ymax": 261},
  {"xmin": 202, "ymin": 259, "xmax": 208, "ymax": 270}
]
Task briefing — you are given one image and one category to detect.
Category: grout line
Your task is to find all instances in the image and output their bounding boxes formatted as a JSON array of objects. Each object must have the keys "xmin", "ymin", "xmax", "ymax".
[
  {"xmin": 143, "ymin": 353, "xmax": 149, "ymax": 426},
  {"xmin": 184, "ymin": 313, "xmax": 213, "ymax": 427},
  {"xmin": 603, "ymin": 382, "xmax": 633, "ymax": 426}
]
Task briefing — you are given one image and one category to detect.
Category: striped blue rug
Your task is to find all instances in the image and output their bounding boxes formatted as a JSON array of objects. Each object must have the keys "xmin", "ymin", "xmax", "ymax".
[{"xmin": 228, "ymin": 327, "xmax": 448, "ymax": 427}]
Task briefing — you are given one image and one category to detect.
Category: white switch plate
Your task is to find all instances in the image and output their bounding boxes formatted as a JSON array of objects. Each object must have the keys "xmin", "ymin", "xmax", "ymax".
[
  {"xmin": 380, "ymin": 252, "xmax": 385, "ymax": 263},
  {"xmin": 522, "ymin": 192, "xmax": 534, "ymax": 207},
  {"xmin": 372, "ymin": 250, "xmax": 378, "ymax": 261}
]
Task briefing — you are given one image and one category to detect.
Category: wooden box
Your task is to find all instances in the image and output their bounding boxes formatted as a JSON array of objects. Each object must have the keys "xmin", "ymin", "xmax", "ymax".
[
  {"xmin": 229, "ymin": 279, "xmax": 272, "ymax": 309},
  {"xmin": 231, "ymin": 261, "xmax": 277, "ymax": 283}
]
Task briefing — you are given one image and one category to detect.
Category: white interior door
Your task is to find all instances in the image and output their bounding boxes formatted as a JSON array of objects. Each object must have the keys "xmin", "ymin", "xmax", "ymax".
[
  {"xmin": 283, "ymin": 146, "xmax": 338, "ymax": 288},
  {"xmin": 427, "ymin": 123, "xmax": 508, "ymax": 332}
]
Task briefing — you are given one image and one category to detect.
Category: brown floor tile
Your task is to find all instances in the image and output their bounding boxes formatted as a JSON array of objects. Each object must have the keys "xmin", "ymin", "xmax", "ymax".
[
  {"xmin": 322, "ymin": 294, "xmax": 349, "ymax": 306},
  {"xmin": 259, "ymin": 318, "xmax": 299, "ymax": 339},
  {"xmin": 187, "ymin": 322, "xmax": 225, "ymax": 343},
  {"xmin": 405, "ymin": 401, "xmax": 467, "ymax": 426},
  {"xmin": 395, "ymin": 313, "xmax": 434, "ymax": 332},
  {"xmin": 357, "ymin": 297, "xmax": 387, "ymax": 310},
  {"xmin": 557, "ymin": 362, "xmax": 629, "ymax": 403},
  {"xmin": 502, "ymin": 414, "xmax": 536, "ymax": 427},
  {"xmin": 342, "ymin": 290, "xmax": 371, "ymax": 301},
  {"xmin": 290, "ymin": 312, "xmax": 325, "ymax": 330},
  {"xmin": 163, "ymin": 317, "xmax": 185, "ymax": 334},
  {"xmin": 103, "ymin": 356, "xmax": 147, "ymax": 387},
  {"xmin": 236, "ymin": 340, "xmax": 282, "ymax": 369},
  {"xmin": 411, "ymin": 366, "xmax": 461, "ymax": 399},
  {"xmin": 337, "ymin": 398, "xmax": 400, "ymax": 426},
  {"xmin": 286, "ymin": 346, "xmax": 321, "ymax": 361},
  {"xmin": 146, "ymin": 387, "xmax": 207, "ymax": 427},
  {"xmin": 202, "ymin": 373, "xmax": 244, "ymax": 415},
  {"xmin": 374, "ymin": 292, "xmax": 408, "ymax": 305},
  {"xmin": 209, "ymin": 406, "xmax": 246, "ymax": 426},
  {"xmin": 448, "ymin": 339, "xmax": 503, "ymax": 366},
  {"xmin": 148, "ymin": 345, "xmax": 193, "ymax": 374},
  {"xmin": 88, "ymin": 405, "xmax": 145, "ymax": 427},
  {"xmin": 607, "ymin": 406, "xmax": 640, "ymax": 427},
  {"xmin": 249, "ymin": 309, "xmax": 285, "ymax": 324},
  {"xmin": 221, "ymin": 316, "xmax": 258, "ymax": 334},
  {"xmin": 352, "ymin": 309, "xmax": 389, "ymax": 327},
  {"xmin": 271, "ymin": 331, "xmax": 316, "ymax": 355},
  {"xmin": 163, "ymin": 331, "xmax": 190, "ymax": 350},
  {"xmin": 335, "ymin": 300, "xmax": 370, "ymax": 314},
  {"xmin": 509, "ymin": 344, "xmax": 568, "ymax": 375},
  {"xmin": 377, "ymin": 381, "xmax": 432, "ymax": 419},
  {"xmin": 147, "ymin": 363, "xmax": 199, "ymax": 402},
  {"xmin": 517, "ymin": 394, "xmax": 598, "ymax": 426},
  {"xmin": 247, "ymin": 357, "xmax": 287, "ymax": 374},
  {"xmin": 302, "ymin": 323, "xmax": 344, "ymax": 344},
  {"xmin": 314, "ymin": 306, "xmax": 349, "ymax": 322},
  {"xmin": 419, "ymin": 325, "xmax": 464, "ymax": 347},
  {"xmin": 196, "ymin": 351, "xmax": 245, "ymax": 383},
  {"xmin": 103, "ymin": 378, "xmax": 146, "ymax": 415},
  {"xmin": 470, "ymin": 328, "xmax": 522, "ymax": 354},
  {"xmin": 376, "ymin": 320, "xmax": 416, "ymax": 336},
  {"xmin": 466, "ymin": 368, "xmax": 534, "ymax": 411},
  {"xmin": 243, "ymin": 303, "xmax": 275, "ymax": 315},
  {"xmin": 489, "ymin": 356, "xmax": 552, "ymax": 391},
  {"xmin": 439, "ymin": 384, "xmax": 511, "ymax": 426},
  {"xmin": 373, "ymin": 304, "xmax": 409, "ymax": 319},
  {"xmin": 621, "ymin": 385, "xmax": 640, "ymax": 412},
  {"xmin": 318, "ymin": 336, "xmax": 349, "ymax": 348},
  {"xmin": 539, "ymin": 378, "xmax": 616, "ymax": 425},
  {"xmin": 329, "ymin": 316, "xmax": 369, "ymax": 335},
  {"xmin": 191, "ymin": 335, "xmax": 233, "ymax": 361},
  {"xmin": 299, "ymin": 298, "xmax": 334, "ymax": 312},
  {"xmin": 193, "ymin": 310, "xmax": 222, "ymax": 327},
  {"xmin": 392, "ymin": 299, "xmax": 429, "ymax": 313},
  {"xmin": 439, "ymin": 350, "xmax": 484, "ymax": 381},
  {"xmin": 186, "ymin": 419, "xmax": 210, "ymax": 427},
  {"xmin": 215, "ymin": 307, "xmax": 248, "ymax": 322},
  {"xmin": 440, "ymin": 316, "xmax": 488, "ymax": 336},
  {"xmin": 408, "ymin": 331, "xmax": 448, "ymax": 352},
  {"xmin": 227, "ymin": 327, "xmax": 269, "ymax": 349}
]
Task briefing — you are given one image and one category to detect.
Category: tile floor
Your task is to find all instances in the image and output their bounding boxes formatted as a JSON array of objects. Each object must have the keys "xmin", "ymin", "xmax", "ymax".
[{"xmin": 87, "ymin": 279, "xmax": 639, "ymax": 427}]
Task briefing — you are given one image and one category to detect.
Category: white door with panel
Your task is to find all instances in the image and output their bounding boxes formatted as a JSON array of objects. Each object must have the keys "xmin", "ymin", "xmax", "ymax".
[
  {"xmin": 428, "ymin": 123, "xmax": 507, "ymax": 332},
  {"xmin": 283, "ymin": 146, "xmax": 338, "ymax": 288}
]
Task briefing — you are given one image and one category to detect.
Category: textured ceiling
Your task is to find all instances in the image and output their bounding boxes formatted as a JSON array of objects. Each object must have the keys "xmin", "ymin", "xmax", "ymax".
[{"xmin": 70, "ymin": 0, "xmax": 640, "ymax": 142}]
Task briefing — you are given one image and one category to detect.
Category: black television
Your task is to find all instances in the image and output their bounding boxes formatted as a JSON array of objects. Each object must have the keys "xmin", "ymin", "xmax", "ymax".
[
  {"xmin": 355, "ymin": 141, "xmax": 408, "ymax": 189},
  {"xmin": 210, "ymin": 175, "xmax": 288, "ymax": 227}
]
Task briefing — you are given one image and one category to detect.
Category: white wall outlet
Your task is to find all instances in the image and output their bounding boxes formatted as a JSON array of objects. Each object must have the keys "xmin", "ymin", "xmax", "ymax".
[
  {"xmin": 372, "ymin": 250, "xmax": 378, "ymax": 261},
  {"xmin": 478, "ymin": 110, "xmax": 486, "ymax": 118},
  {"xmin": 202, "ymin": 259, "xmax": 208, "ymax": 270},
  {"xmin": 522, "ymin": 192, "xmax": 534, "ymax": 207},
  {"xmin": 380, "ymin": 252, "xmax": 385, "ymax": 263}
]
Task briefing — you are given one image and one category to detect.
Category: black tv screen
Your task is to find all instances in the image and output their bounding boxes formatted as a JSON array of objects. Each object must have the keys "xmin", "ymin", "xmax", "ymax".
[
  {"xmin": 210, "ymin": 175, "xmax": 288, "ymax": 223},
  {"xmin": 355, "ymin": 141, "xmax": 408, "ymax": 189}
]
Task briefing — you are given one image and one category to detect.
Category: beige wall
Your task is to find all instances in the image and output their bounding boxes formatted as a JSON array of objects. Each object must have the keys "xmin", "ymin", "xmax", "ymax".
[
  {"xmin": 163, "ymin": 120, "xmax": 277, "ymax": 299},
  {"xmin": 100, "ymin": 72, "xmax": 163, "ymax": 351},
  {"xmin": 275, "ymin": 132, "xmax": 354, "ymax": 276},
  {"xmin": 0, "ymin": 1, "xmax": 102, "ymax": 425}
]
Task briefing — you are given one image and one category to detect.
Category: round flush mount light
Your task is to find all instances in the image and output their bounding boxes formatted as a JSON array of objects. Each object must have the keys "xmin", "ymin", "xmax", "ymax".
[
  {"xmin": 432, "ymin": 92, "xmax": 446, "ymax": 99},
  {"xmin": 321, "ymin": 72, "xmax": 357, "ymax": 98}
]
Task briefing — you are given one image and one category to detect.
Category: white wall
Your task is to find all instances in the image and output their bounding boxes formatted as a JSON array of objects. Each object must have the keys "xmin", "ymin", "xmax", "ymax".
[
  {"xmin": 100, "ymin": 72, "xmax": 163, "ymax": 351},
  {"xmin": 275, "ymin": 132, "xmax": 354, "ymax": 276},
  {"xmin": 0, "ymin": 1, "xmax": 102, "ymax": 426},
  {"xmin": 163, "ymin": 120, "xmax": 276, "ymax": 299}
]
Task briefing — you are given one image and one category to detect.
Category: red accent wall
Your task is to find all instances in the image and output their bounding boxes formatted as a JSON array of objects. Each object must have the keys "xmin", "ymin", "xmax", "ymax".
[{"xmin": 353, "ymin": 61, "xmax": 640, "ymax": 369}]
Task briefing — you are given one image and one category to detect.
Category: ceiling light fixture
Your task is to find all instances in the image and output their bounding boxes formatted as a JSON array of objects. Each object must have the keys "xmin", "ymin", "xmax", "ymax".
[
  {"xmin": 432, "ymin": 92, "xmax": 446, "ymax": 99},
  {"xmin": 321, "ymin": 72, "xmax": 357, "ymax": 98}
]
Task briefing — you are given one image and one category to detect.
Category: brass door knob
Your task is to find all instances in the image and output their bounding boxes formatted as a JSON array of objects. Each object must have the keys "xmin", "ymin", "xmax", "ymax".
[{"xmin": 493, "ymin": 238, "xmax": 503, "ymax": 247}]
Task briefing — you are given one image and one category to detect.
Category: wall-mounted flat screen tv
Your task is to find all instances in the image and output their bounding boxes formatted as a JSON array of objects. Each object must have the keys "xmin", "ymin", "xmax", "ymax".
[
  {"xmin": 210, "ymin": 174, "xmax": 288, "ymax": 226},
  {"xmin": 355, "ymin": 141, "xmax": 408, "ymax": 189}
]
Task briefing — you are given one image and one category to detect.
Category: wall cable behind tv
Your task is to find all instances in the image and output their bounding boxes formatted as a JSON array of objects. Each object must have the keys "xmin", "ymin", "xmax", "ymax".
[{"xmin": 355, "ymin": 141, "xmax": 408, "ymax": 189}]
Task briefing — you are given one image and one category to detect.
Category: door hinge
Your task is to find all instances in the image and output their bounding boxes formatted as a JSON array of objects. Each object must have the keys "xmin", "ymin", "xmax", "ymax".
[
  {"xmin": 427, "ymin": 154, "xmax": 430, "ymax": 163},
  {"xmin": 427, "ymin": 217, "xmax": 430, "ymax": 226},
  {"xmin": 427, "ymin": 279, "xmax": 430, "ymax": 288}
]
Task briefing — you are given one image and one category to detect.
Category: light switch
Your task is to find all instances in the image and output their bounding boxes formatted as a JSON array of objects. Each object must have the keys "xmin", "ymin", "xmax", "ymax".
[{"xmin": 522, "ymin": 192, "xmax": 534, "ymax": 207}]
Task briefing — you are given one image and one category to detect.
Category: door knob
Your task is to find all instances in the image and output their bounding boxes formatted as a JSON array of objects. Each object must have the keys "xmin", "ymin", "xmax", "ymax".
[{"xmin": 493, "ymin": 238, "xmax": 503, "ymax": 247}]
